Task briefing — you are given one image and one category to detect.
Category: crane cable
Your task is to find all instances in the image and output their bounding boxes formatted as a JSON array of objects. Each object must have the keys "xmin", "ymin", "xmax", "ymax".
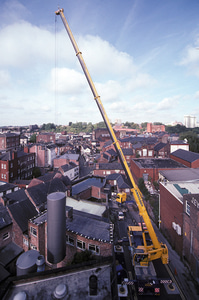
[{"xmin": 54, "ymin": 11, "xmax": 58, "ymax": 125}]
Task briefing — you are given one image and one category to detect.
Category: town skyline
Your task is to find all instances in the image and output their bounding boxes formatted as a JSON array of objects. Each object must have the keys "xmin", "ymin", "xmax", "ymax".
[{"xmin": 0, "ymin": 1, "xmax": 199, "ymax": 126}]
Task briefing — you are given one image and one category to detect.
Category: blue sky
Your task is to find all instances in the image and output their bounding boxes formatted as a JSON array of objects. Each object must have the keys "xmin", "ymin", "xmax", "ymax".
[{"xmin": 0, "ymin": 0, "xmax": 199, "ymax": 126}]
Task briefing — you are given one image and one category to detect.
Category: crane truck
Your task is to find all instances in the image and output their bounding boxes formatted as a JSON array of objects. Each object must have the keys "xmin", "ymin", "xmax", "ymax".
[{"xmin": 55, "ymin": 8, "xmax": 169, "ymax": 296}]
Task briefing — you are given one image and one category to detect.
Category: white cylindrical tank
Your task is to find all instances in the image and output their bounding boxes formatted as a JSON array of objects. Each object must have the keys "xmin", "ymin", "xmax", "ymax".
[{"xmin": 47, "ymin": 192, "xmax": 66, "ymax": 264}]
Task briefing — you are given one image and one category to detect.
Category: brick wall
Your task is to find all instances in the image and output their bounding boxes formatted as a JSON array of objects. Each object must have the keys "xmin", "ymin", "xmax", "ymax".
[
  {"xmin": 183, "ymin": 194, "xmax": 199, "ymax": 278},
  {"xmin": 159, "ymin": 183, "xmax": 183, "ymax": 257}
]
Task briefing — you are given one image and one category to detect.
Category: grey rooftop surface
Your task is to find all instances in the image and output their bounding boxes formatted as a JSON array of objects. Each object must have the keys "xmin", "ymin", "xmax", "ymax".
[
  {"xmin": 66, "ymin": 210, "xmax": 110, "ymax": 242},
  {"xmin": 72, "ymin": 177, "xmax": 105, "ymax": 195},
  {"xmin": 133, "ymin": 158, "xmax": 187, "ymax": 169},
  {"xmin": 171, "ymin": 148, "xmax": 199, "ymax": 162},
  {"xmin": 159, "ymin": 168, "xmax": 199, "ymax": 181}
]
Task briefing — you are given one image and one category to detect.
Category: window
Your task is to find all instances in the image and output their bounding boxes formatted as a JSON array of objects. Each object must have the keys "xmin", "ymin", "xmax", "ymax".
[
  {"xmin": 30, "ymin": 226, "xmax": 37, "ymax": 237},
  {"xmin": 88, "ymin": 244, "xmax": 100, "ymax": 254},
  {"xmin": 186, "ymin": 201, "xmax": 190, "ymax": 216},
  {"xmin": 23, "ymin": 237, "xmax": 29, "ymax": 246},
  {"xmin": 77, "ymin": 239, "xmax": 85, "ymax": 250},
  {"xmin": 3, "ymin": 232, "xmax": 10, "ymax": 240},
  {"xmin": 66, "ymin": 235, "xmax": 74, "ymax": 246},
  {"xmin": 143, "ymin": 149, "xmax": 147, "ymax": 156},
  {"xmin": 148, "ymin": 150, "xmax": 153, "ymax": 157},
  {"xmin": 1, "ymin": 164, "xmax": 3, "ymax": 169},
  {"xmin": 10, "ymin": 163, "xmax": 13, "ymax": 168}
]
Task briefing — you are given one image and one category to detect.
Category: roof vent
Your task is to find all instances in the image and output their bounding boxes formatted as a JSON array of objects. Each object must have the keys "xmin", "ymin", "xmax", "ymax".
[
  {"xmin": 13, "ymin": 291, "xmax": 27, "ymax": 300},
  {"xmin": 36, "ymin": 255, "xmax": 45, "ymax": 272},
  {"xmin": 53, "ymin": 284, "xmax": 67, "ymax": 299}
]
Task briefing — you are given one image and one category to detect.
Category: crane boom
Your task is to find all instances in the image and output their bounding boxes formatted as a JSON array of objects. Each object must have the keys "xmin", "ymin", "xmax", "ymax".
[{"xmin": 55, "ymin": 8, "xmax": 168, "ymax": 265}]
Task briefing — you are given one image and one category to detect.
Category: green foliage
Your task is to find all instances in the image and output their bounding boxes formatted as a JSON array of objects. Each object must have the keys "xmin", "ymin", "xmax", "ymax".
[
  {"xmin": 41, "ymin": 123, "xmax": 56, "ymax": 131},
  {"xmin": 72, "ymin": 250, "xmax": 93, "ymax": 264},
  {"xmin": 165, "ymin": 124, "xmax": 187, "ymax": 134},
  {"xmin": 179, "ymin": 131, "xmax": 199, "ymax": 153},
  {"xmin": 124, "ymin": 122, "xmax": 139, "ymax": 129},
  {"xmin": 138, "ymin": 178, "xmax": 150, "ymax": 201},
  {"xmin": 153, "ymin": 122, "xmax": 163, "ymax": 125},
  {"xmin": 29, "ymin": 134, "xmax": 36, "ymax": 143},
  {"xmin": 141, "ymin": 122, "xmax": 147, "ymax": 131},
  {"xmin": 32, "ymin": 167, "xmax": 41, "ymax": 178}
]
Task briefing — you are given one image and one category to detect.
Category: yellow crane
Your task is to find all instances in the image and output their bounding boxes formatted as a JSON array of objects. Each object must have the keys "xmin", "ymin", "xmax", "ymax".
[{"xmin": 55, "ymin": 8, "xmax": 168, "ymax": 266}]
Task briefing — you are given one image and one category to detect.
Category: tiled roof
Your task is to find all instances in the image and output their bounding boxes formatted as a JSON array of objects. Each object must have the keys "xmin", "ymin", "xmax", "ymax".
[
  {"xmin": 154, "ymin": 142, "xmax": 167, "ymax": 151},
  {"xmin": 98, "ymin": 162, "xmax": 123, "ymax": 170},
  {"xmin": 72, "ymin": 177, "xmax": 105, "ymax": 195},
  {"xmin": 26, "ymin": 178, "xmax": 68, "ymax": 209},
  {"xmin": 66, "ymin": 210, "xmax": 110, "ymax": 242},
  {"xmin": 0, "ymin": 205, "xmax": 12, "ymax": 229},
  {"xmin": 171, "ymin": 149, "xmax": 199, "ymax": 163},
  {"xmin": 8, "ymin": 198, "xmax": 38, "ymax": 232}
]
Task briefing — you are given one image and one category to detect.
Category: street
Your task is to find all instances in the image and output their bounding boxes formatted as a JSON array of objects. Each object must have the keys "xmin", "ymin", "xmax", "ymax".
[{"xmin": 112, "ymin": 201, "xmax": 185, "ymax": 300}]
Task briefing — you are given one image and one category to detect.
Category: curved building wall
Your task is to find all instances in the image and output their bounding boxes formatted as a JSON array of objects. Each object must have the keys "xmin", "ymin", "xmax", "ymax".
[{"xmin": 47, "ymin": 192, "xmax": 66, "ymax": 264}]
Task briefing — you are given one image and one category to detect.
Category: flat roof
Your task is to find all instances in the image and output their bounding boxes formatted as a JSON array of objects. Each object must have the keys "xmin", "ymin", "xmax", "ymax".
[
  {"xmin": 159, "ymin": 168, "xmax": 199, "ymax": 181},
  {"xmin": 133, "ymin": 158, "xmax": 187, "ymax": 169},
  {"xmin": 160, "ymin": 181, "xmax": 199, "ymax": 203}
]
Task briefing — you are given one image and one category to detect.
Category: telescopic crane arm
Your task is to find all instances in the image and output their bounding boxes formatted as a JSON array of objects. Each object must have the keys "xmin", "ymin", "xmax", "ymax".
[{"xmin": 55, "ymin": 8, "xmax": 168, "ymax": 265}]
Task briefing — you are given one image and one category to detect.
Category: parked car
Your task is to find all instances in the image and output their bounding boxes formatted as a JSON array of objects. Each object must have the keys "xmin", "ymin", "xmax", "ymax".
[{"xmin": 118, "ymin": 211, "xmax": 124, "ymax": 220}]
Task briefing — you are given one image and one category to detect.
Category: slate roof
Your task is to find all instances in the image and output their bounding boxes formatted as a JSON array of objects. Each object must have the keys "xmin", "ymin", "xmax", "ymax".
[
  {"xmin": 2, "ymin": 189, "xmax": 28, "ymax": 205},
  {"xmin": 122, "ymin": 148, "xmax": 134, "ymax": 155},
  {"xmin": 66, "ymin": 210, "xmax": 110, "ymax": 242},
  {"xmin": 72, "ymin": 177, "xmax": 105, "ymax": 195},
  {"xmin": 171, "ymin": 149, "xmax": 199, "ymax": 163},
  {"xmin": 26, "ymin": 178, "xmax": 68, "ymax": 210},
  {"xmin": 0, "ymin": 182, "xmax": 16, "ymax": 193},
  {"xmin": 56, "ymin": 153, "xmax": 79, "ymax": 161},
  {"xmin": 8, "ymin": 198, "xmax": 38, "ymax": 233},
  {"xmin": 0, "ymin": 205, "xmax": 12, "ymax": 229},
  {"xmin": 97, "ymin": 162, "xmax": 123, "ymax": 170},
  {"xmin": 60, "ymin": 162, "xmax": 77, "ymax": 172},
  {"xmin": 154, "ymin": 142, "xmax": 167, "ymax": 151},
  {"xmin": 0, "ymin": 150, "xmax": 30, "ymax": 161},
  {"xmin": 0, "ymin": 242, "xmax": 23, "ymax": 267},
  {"xmin": 105, "ymin": 173, "xmax": 130, "ymax": 189}
]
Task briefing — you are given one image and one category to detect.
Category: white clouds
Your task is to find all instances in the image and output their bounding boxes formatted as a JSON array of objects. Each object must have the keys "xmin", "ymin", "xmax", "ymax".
[
  {"xmin": 50, "ymin": 67, "xmax": 87, "ymax": 94},
  {"xmin": 0, "ymin": 70, "xmax": 10, "ymax": 87},
  {"xmin": 179, "ymin": 39, "xmax": 199, "ymax": 77},
  {"xmin": 0, "ymin": 22, "xmax": 54, "ymax": 68},
  {"xmin": 0, "ymin": 1, "xmax": 198, "ymax": 126},
  {"xmin": 157, "ymin": 96, "xmax": 180, "ymax": 111}
]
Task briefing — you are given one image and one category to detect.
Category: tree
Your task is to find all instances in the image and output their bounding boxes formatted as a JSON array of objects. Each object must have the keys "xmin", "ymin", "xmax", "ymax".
[
  {"xmin": 32, "ymin": 167, "xmax": 41, "ymax": 178},
  {"xmin": 29, "ymin": 134, "xmax": 36, "ymax": 143}
]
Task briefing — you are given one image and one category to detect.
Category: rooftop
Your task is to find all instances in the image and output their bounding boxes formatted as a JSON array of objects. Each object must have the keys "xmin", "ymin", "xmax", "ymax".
[
  {"xmin": 133, "ymin": 158, "xmax": 187, "ymax": 169},
  {"xmin": 160, "ymin": 181, "xmax": 199, "ymax": 204},
  {"xmin": 159, "ymin": 168, "xmax": 199, "ymax": 182},
  {"xmin": 171, "ymin": 149, "xmax": 199, "ymax": 163}
]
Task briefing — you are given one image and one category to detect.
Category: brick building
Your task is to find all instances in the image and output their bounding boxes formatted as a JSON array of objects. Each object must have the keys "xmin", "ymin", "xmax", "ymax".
[
  {"xmin": 0, "ymin": 133, "xmax": 20, "ymax": 151},
  {"xmin": 183, "ymin": 193, "xmax": 199, "ymax": 282},
  {"xmin": 147, "ymin": 123, "xmax": 165, "ymax": 133},
  {"xmin": 54, "ymin": 153, "xmax": 79, "ymax": 169},
  {"xmin": 93, "ymin": 162, "xmax": 125, "ymax": 177},
  {"xmin": 28, "ymin": 202, "xmax": 112, "ymax": 266},
  {"xmin": 36, "ymin": 132, "xmax": 55, "ymax": 143},
  {"xmin": 160, "ymin": 181, "xmax": 199, "ymax": 263},
  {"xmin": 170, "ymin": 149, "xmax": 199, "ymax": 168},
  {"xmin": 0, "ymin": 150, "xmax": 35, "ymax": 183},
  {"xmin": 130, "ymin": 158, "xmax": 187, "ymax": 183}
]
